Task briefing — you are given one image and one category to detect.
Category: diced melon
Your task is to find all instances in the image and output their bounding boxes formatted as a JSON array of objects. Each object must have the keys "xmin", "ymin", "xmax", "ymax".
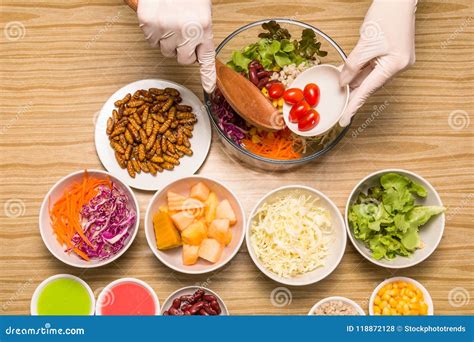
[
  {"xmin": 153, "ymin": 211, "xmax": 181, "ymax": 250},
  {"xmin": 190, "ymin": 182, "xmax": 210, "ymax": 202},
  {"xmin": 199, "ymin": 238, "xmax": 224, "ymax": 264},
  {"xmin": 182, "ymin": 244, "xmax": 200, "ymax": 265},
  {"xmin": 167, "ymin": 191, "xmax": 187, "ymax": 211},
  {"xmin": 181, "ymin": 221, "xmax": 207, "ymax": 245},
  {"xmin": 181, "ymin": 198, "xmax": 206, "ymax": 210},
  {"xmin": 224, "ymin": 229, "xmax": 232, "ymax": 246},
  {"xmin": 207, "ymin": 219, "xmax": 230, "ymax": 245},
  {"xmin": 170, "ymin": 211, "xmax": 195, "ymax": 232},
  {"xmin": 204, "ymin": 192, "xmax": 218, "ymax": 224},
  {"xmin": 216, "ymin": 199, "xmax": 237, "ymax": 225}
]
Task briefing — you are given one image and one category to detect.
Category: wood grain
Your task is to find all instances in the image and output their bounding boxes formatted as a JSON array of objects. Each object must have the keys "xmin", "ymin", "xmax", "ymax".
[{"xmin": 0, "ymin": 0, "xmax": 473, "ymax": 315}]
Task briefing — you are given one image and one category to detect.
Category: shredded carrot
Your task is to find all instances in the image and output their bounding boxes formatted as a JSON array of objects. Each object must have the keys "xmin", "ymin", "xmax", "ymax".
[
  {"xmin": 49, "ymin": 170, "xmax": 111, "ymax": 261},
  {"xmin": 242, "ymin": 128, "xmax": 302, "ymax": 160}
]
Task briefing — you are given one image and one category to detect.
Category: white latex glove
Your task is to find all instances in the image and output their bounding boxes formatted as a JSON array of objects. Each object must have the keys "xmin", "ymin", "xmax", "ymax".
[
  {"xmin": 138, "ymin": 0, "xmax": 216, "ymax": 93},
  {"xmin": 339, "ymin": 0, "xmax": 417, "ymax": 126}
]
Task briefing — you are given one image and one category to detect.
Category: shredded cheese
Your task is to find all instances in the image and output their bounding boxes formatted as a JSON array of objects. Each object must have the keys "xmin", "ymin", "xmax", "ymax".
[{"xmin": 250, "ymin": 193, "xmax": 333, "ymax": 278}]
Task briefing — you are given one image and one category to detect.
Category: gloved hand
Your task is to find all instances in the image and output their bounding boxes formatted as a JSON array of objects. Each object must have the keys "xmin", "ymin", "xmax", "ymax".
[
  {"xmin": 339, "ymin": 0, "xmax": 417, "ymax": 126},
  {"xmin": 137, "ymin": 0, "xmax": 216, "ymax": 93}
]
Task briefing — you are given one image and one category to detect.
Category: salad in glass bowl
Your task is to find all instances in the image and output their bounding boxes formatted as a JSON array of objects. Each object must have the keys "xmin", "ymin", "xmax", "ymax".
[{"xmin": 205, "ymin": 19, "xmax": 349, "ymax": 170}]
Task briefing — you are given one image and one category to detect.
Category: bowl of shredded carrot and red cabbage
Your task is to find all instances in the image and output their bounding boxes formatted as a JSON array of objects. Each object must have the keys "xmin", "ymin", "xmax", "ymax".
[
  {"xmin": 204, "ymin": 19, "xmax": 350, "ymax": 170},
  {"xmin": 39, "ymin": 170, "xmax": 139, "ymax": 268}
]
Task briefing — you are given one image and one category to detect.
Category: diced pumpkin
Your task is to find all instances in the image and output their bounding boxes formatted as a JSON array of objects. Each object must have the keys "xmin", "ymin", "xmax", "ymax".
[
  {"xmin": 224, "ymin": 229, "xmax": 232, "ymax": 246},
  {"xmin": 190, "ymin": 182, "xmax": 210, "ymax": 202},
  {"xmin": 167, "ymin": 191, "xmax": 187, "ymax": 211},
  {"xmin": 153, "ymin": 211, "xmax": 181, "ymax": 250},
  {"xmin": 216, "ymin": 199, "xmax": 237, "ymax": 225},
  {"xmin": 207, "ymin": 219, "xmax": 230, "ymax": 245},
  {"xmin": 204, "ymin": 192, "xmax": 218, "ymax": 224},
  {"xmin": 182, "ymin": 244, "xmax": 200, "ymax": 265},
  {"xmin": 198, "ymin": 238, "xmax": 224, "ymax": 264},
  {"xmin": 181, "ymin": 221, "xmax": 207, "ymax": 245},
  {"xmin": 170, "ymin": 211, "xmax": 195, "ymax": 232},
  {"xmin": 159, "ymin": 205, "xmax": 168, "ymax": 213}
]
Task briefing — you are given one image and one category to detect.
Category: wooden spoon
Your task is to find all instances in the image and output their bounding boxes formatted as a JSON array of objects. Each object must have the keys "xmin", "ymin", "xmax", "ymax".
[{"xmin": 123, "ymin": 0, "xmax": 284, "ymax": 130}]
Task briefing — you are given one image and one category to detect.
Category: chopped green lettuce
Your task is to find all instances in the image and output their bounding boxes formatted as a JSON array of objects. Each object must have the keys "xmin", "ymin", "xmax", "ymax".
[{"xmin": 348, "ymin": 173, "xmax": 444, "ymax": 260}]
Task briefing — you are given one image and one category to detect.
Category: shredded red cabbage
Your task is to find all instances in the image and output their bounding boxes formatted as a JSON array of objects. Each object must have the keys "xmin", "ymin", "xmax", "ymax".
[
  {"xmin": 211, "ymin": 90, "xmax": 248, "ymax": 144},
  {"xmin": 71, "ymin": 183, "xmax": 136, "ymax": 260}
]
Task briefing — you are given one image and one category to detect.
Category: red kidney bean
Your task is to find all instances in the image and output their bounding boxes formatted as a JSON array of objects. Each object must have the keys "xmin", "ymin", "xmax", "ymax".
[
  {"xmin": 189, "ymin": 301, "xmax": 205, "ymax": 315},
  {"xmin": 181, "ymin": 304, "xmax": 192, "ymax": 311},
  {"xmin": 203, "ymin": 302, "xmax": 217, "ymax": 316},
  {"xmin": 192, "ymin": 289, "xmax": 205, "ymax": 302},
  {"xmin": 163, "ymin": 310, "xmax": 169, "ymax": 316},
  {"xmin": 249, "ymin": 67, "xmax": 259, "ymax": 86},
  {"xmin": 172, "ymin": 298, "xmax": 181, "ymax": 309},
  {"xmin": 210, "ymin": 300, "xmax": 221, "ymax": 314},
  {"xmin": 257, "ymin": 77, "xmax": 270, "ymax": 89},
  {"xmin": 184, "ymin": 310, "xmax": 191, "ymax": 316},
  {"xmin": 257, "ymin": 70, "xmax": 273, "ymax": 78},
  {"xmin": 199, "ymin": 309, "xmax": 209, "ymax": 316},
  {"xmin": 203, "ymin": 294, "xmax": 217, "ymax": 302},
  {"xmin": 179, "ymin": 295, "xmax": 194, "ymax": 303},
  {"xmin": 168, "ymin": 307, "xmax": 183, "ymax": 316}
]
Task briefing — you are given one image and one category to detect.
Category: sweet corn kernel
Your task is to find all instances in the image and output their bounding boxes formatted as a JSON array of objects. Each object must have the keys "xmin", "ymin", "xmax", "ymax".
[
  {"xmin": 261, "ymin": 88, "xmax": 269, "ymax": 96},
  {"xmin": 374, "ymin": 296, "xmax": 381, "ymax": 305},
  {"xmin": 278, "ymin": 98, "xmax": 284, "ymax": 107},
  {"xmin": 382, "ymin": 307, "xmax": 390, "ymax": 315},
  {"xmin": 374, "ymin": 306, "xmax": 381, "ymax": 314},
  {"xmin": 390, "ymin": 308, "xmax": 398, "ymax": 315},
  {"xmin": 389, "ymin": 298, "xmax": 397, "ymax": 308},
  {"xmin": 380, "ymin": 300, "xmax": 389, "ymax": 309}
]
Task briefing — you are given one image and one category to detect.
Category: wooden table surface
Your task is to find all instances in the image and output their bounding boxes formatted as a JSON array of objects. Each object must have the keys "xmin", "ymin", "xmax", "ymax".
[{"xmin": 1, "ymin": 0, "xmax": 473, "ymax": 315}]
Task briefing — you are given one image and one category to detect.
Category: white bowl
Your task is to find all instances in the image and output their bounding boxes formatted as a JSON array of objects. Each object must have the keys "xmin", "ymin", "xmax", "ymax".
[
  {"xmin": 345, "ymin": 169, "xmax": 445, "ymax": 268},
  {"xmin": 246, "ymin": 185, "xmax": 346, "ymax": 286},
  {"xmin": 369, "ymin": 276, "xmax": 434, "ymax": 315},
  {"xmin": 161, "ymin": 286, "xmax": 228, "ymax": 315},
  {"xmin": 95, "ymin": 277, "xmax": 160, "ymax": 315},
  {"xmin": 39, "ymin": 169, "xmax": 140, "ymax": 268},
  {"xmin": 31, "ymin": 274, "xmax": 95, "ymax": 315},
  {"xmin": 95, "ymin": 79, "xmax": 212, "ymax": 191},
  {"xmin": 144, "ymin": 175, "xmax": 245, "ymax": 274},
  {"xmin": 282, "ymin": 64, "xmax": 349, "ymax": 137},
  {"xmin": 308, "ymin": 296, "xmax": 365, "ymax": 315}
]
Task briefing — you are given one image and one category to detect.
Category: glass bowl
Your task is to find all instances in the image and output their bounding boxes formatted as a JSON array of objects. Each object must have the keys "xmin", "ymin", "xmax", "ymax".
[{"xmin": 204, "ymin": 18, "xmax": 350, "ymax": 171}]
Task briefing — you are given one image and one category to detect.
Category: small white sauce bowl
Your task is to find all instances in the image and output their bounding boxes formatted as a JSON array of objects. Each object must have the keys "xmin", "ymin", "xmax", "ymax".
[
  {"xmin": 308, "ymin": 296, "xmax": 365, "ymax": 315},
  {"xmin": 95, "ymin": 277, "xmax": 160, "ymax": 316},
  {"xmin": 31, "ymin": 274, "xmax": 95, "ymax": 316},
  {"xmin": 282, "ymin": 64, "xmax": 349, "ymax": 137},
  {"xmin": 369, "ymin": 276, "xmax": 434, "ymax": 315}
]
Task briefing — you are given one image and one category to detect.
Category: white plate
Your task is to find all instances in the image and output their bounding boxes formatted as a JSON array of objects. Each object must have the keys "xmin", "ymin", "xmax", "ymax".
[
  {"xmin": 308, "ymin": 296, "xmax": 365, "ymax": 315},
  {"xmin": 95, "ymin": 79, "xmax": 212, "ymax": 191},
  {"xmin": 369, "ymin": 277, "xmax": 434, "ymax": 315},
  {"xmin": 246, "ymin": 185, "xmax": 346, "ymax": 286},
  {"xmin": 345, "ymin": 169, "xmax": 445, "ymax": 269},
  {"xmin": 283, "ymin": 64, "xmax": 349, "ymax": 137},
  {"xmin": 161, "ymin": 286, "xmax": 228, "ymax": 315},
  {"xmin": 144, "ymin": 176, "xmax": 245, "ymax": 275}
]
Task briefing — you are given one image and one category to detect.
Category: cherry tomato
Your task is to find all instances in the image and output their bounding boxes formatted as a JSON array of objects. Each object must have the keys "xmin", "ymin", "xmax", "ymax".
[
  {"xmin": 289, "ymin": 100, "xmax": 310, "ymax": 123},
  {"xmin": 298, "ymin": 109, "xmax": 320, "ymax": 131},
  {"xmin": 303, "ymin": 83, "xmax": 320, "ymax": 106},
  {"xmin": 283, "ymin": 88, "xmax": 304, "ymax": 105},
  {"xmin": 268, "ymin": 82, "xmax": 285, "ymax": 99}
]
